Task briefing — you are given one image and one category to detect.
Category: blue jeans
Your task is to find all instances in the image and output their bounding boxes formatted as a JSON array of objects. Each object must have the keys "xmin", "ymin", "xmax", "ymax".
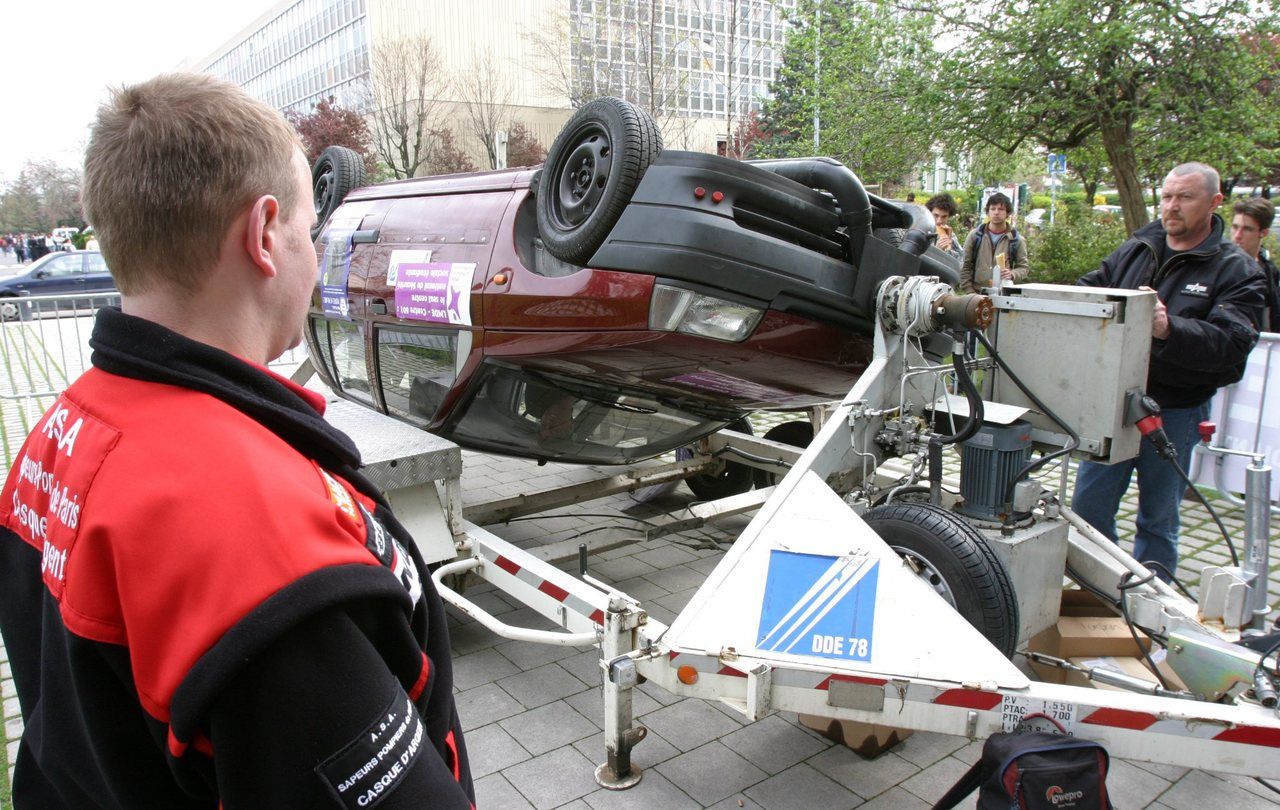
[{"xmin": 1071, "ymin": 403, "xmax": 1209, "ymax": 580}]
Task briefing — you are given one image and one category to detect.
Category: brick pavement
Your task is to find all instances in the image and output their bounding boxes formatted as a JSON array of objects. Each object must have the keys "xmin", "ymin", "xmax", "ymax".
[{"xmin": 1, "ymin": 416, "xmax": 1278, "ymax": 806}]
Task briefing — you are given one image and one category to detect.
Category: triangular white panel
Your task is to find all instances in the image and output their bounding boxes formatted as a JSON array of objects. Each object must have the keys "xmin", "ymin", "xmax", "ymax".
[{"xmin": 665, "ymin": 472, "xmax": 1029, "ymax": 688}]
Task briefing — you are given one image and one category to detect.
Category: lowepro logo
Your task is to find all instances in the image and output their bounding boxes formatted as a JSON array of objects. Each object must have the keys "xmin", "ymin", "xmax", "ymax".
[{"xmin": 1045, "ymin": 785, "xmax": 1085, "ymax": 806}]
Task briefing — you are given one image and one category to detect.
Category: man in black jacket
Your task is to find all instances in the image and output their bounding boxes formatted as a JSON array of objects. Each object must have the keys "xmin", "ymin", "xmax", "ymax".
[
  {"xmin": 0, "ymin": 74, "xmax": 473, "ymax": 808},
  {"xmin": 1072, "ymin": 162, "xmax": 1266, "ymax": 580}
]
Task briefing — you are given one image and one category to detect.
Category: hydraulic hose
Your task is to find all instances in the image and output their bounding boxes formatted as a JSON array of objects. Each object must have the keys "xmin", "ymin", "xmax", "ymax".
[
  {"xmin": 928, "ymin": 344, "xmax": 984, "ymax": 503},
  {"xmin": 747, "ymin": 157, "xmax": 873, "ymax": 263}
]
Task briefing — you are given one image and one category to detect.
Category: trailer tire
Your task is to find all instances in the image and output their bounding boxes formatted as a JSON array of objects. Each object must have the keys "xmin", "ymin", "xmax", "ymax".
[
  {"xmin": 311, "ymin": 145, "xmax": 367, "ymax": 240},
  {"xmin": 680, "ymin": 417, "xmax": 755, "ymax": 501},
  {"xmin": 863, "ymin": 502, "xmax": 1019, "ymax": 657},
  {"xmin": 753, "ymin": 420, "xmax": 814, "ymax": 488},
  {"xmin": 537, "ymin": 97, "xmax": 662, "ymax": 264}
]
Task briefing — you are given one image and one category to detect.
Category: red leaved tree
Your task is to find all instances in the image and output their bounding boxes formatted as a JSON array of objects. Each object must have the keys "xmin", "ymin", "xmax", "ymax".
[
  {"xmin": 287, "ymin": 98, "xmax": 378, "ymax": 176},
  {"xmin": 426, "ymin": 128, "xmax": 478, "ymax": 175},
  {"xmin": 505, "ymin": 122, "xmax": 548, "ymax": 167}
]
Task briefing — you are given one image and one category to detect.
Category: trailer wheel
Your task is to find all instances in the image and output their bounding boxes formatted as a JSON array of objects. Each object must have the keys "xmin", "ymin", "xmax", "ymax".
[
  {"xmin": 680, "ymin": 417, "xmax": 755, "ymax": 501},
  {"xmin": 536, "ymin": 98, "xmax": 662, "ymax": 265},
  {"xmin": 753, "ymin": 420, "xmax": 814, "ymax": 488},
  {"xmin": 311, "ymin": 145, "xmax": 367, "ymax": 240},
  {"xmin": 863, "ymin": 502, "xmax": 1019, "ymax": 657}
]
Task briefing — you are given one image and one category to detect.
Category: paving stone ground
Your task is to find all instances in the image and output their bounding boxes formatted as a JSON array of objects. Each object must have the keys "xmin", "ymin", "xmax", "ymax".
[{"xmin": 0, "ymin": 300, "xmax": 1276, "ymax": 805}]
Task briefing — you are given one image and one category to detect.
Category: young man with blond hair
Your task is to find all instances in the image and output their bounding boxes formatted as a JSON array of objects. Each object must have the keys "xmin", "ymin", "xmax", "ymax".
[
  {"xmin": 0, "ymin": 73, "xmax": 473, "ymax": 808},
  {"xmin": 1072, "ymin": 163, "xmax": 1265, "ymax": 580}
]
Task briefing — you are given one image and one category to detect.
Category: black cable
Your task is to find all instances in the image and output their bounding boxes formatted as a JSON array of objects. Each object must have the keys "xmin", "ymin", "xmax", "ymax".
[
  {"xmin": 1118, "ymin": 571, "xmax": 1173, "ymax": 689},
  {"xmin": 1065, "ymin": 564, "xmax": 1122, "ymax": 611},
  {"xmin": 1254, "ymin": 778, "xmax": 1280, "ymax": 798},
  {"xmin": 927, "ymin": 346, "xmax": 984, "ymax": 504},
  {"xmin": 974, "ymin": 331, "xmax": 1080, "ymax": 517},
  {"xmin": 1152, "ymin": 445, "xmax": 1240, "ymax": 567},
  {"xmin": 1136, "ymin": 560, "xmax": 1195, "ymax": 600}
]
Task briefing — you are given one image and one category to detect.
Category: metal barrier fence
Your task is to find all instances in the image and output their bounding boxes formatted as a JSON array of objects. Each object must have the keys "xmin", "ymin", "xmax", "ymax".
[{"xmin": 0, "ymin": 292, "xmax": 308, "ymax": 470}]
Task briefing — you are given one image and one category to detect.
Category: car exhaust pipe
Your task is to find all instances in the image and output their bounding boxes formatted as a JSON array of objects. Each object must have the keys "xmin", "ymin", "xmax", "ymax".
[{"xmin": 746, "ymin": 157, "xmax": 873, "ymax": 262}]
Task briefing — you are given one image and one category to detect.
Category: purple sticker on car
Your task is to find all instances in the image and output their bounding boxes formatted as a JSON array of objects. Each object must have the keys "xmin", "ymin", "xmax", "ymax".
[
  {"xmin": 319, "ymin": 229, "xmax": 355, "ymax": 319},
  {"xmin": 393, "ymin": 262, "xmax": 474, "ymax": 325}
]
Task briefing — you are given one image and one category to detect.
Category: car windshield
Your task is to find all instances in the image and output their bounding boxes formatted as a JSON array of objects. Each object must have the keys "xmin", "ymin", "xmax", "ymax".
[{"xmin": 441, "ymin": 361, "xmax": 736, "ymax": 464}]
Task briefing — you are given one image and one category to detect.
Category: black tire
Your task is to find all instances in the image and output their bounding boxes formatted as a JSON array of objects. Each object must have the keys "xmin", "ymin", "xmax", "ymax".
[
  {"xmin": 753, "ymin": 420, "xmax": 814, "ymax": 488},
  {"xmin": 872, "ymin": 227, "xmax": 907, "ymax": 247},
  {"xmin": 680, "ymin": 417, "xmax": 754, "ymax": 501},
  {"xmin": 311, "ymin": 145, "xmax": 367, "ymax": 240},
  {"xmin": 0, "ymin": 296, "xmax": 27, "ymax": 322},
  {"xmin": 863, "ymin": 502, "xmax": 1019, "ymax": 657},
  {"xmin": 536, "ymin": 97, "xmax": 662, "ymax": 264}
]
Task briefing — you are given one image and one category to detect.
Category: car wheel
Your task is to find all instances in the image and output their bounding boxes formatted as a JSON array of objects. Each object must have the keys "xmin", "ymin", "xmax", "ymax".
[
  {"xmin": 862, "ymin": 502, "xmax": 1019, "ymax": 657},
  {"xmin": 311, "ymin": 145, "xmax": 367, "ymax": 240},
  {"xmin": 0, "ymin": 297, "xmax": 25, "ymax": 322},
  {"xmin": 536, "ymin": 97, "xmax": 662, "ymax": 265},
  {"xmin": 752, "ymin": 420, "xmax": 814, "ymax": 488},
  {"xmin": 679, "ymin": 417, "xmax": 755, "ymax": 501}
]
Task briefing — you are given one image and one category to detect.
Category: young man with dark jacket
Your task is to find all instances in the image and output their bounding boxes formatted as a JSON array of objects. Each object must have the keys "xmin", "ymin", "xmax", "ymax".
[
  {"xmin": 0, "ymin": 74, "xmax": 473, "ymax": 808},
  {"xmin": 1072, "ymin": 162, "xmax": 1266, "ymax": 580}
]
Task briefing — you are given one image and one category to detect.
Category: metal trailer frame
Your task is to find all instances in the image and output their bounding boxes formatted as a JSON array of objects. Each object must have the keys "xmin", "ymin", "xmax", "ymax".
[{"xmin": 322, "ymin": 277, "xmax": 1280, "ymax": 790}]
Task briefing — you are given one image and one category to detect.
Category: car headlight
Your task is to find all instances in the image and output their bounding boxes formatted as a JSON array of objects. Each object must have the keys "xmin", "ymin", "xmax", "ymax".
[{"xmin": 649, "ymin": 283, "xmax": 764, "ymax": 342}]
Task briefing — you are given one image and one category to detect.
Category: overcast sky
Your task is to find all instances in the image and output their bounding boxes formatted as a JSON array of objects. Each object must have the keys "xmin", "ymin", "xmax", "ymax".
[{"xmin": 0, "ymin": 0, "xmax": 272, "ymax": 184}]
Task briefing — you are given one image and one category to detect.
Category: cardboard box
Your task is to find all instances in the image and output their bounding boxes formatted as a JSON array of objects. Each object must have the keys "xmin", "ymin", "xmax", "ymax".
[
  {"xmin": 1024, "ymin": 610, "xmax": 1152, "ymax": 685},
  {"xmin": 797, "ymin": 714, "xmax": 911, "ymax": 759},
  {"xmin": 1054, "ymin": 616, "xmax": 1150, "ymax": 658}
]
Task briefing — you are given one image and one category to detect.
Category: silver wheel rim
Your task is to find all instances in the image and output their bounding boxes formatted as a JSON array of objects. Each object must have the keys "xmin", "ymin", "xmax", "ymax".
[
  {"xmin": 0, "ymin": 301, "xmax": 17, "ymax": 319},
  {"xmin": 890, "ymin": 546, "xmax": 957, "ymax": 607}
]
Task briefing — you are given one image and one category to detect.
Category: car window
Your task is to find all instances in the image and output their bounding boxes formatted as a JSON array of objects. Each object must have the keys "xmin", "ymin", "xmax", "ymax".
[
  {"xmin": 312, "ymin": 318, "xmax": 374, "ymax": 404},
  {"xmin": 84, "ymin": 254, "xmax": 108, "ymax": 274},
  {"xmin": 441, "ymin": 361, "xmax": 733, "ymax": 465},
  {"xmin": 43, "ymin": 255, "xmax": 83, "ymax": 277},
  {"xmin": 376, "ymin": 327, "xmax": 459, "ymax": 425}
]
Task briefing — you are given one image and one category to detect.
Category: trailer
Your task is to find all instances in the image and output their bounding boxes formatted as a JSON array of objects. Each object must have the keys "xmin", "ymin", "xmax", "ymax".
[{"xmin": 317, "ymin": 275, "xmax": 1280, "ymax": 791}]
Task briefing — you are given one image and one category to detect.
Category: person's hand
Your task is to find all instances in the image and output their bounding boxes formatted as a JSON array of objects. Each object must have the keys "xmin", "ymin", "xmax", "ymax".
[
  {"xmin": 1140, "ymin": 285, "xmax": 1170, "ymax": 339},
  {"xmin": 1001, "ymin": 267, "xmax": 1014, "ymax": 281}
]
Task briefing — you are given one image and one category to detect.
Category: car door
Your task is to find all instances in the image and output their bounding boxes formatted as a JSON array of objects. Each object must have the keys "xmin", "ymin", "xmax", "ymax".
[
  {"xmin": 82, "ymin": 253, "xmax": 116, "ymax": 292},
  {"xmin": 31, "ymin": 253, "xmax": 87, "ymax": 295}
]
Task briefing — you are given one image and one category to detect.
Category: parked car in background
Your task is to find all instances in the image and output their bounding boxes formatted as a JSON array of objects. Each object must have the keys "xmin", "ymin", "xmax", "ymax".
[{"xmin": 0, "ymin": 251, "xmax": 115, "ymax": 320}]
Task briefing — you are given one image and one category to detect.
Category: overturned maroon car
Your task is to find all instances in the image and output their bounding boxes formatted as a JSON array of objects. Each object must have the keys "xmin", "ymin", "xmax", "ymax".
[{"xmin": 304, "ymin": 98, "xmax": 958, "ymax": 472}]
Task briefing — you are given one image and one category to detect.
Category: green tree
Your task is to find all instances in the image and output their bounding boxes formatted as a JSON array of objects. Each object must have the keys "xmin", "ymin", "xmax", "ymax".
[
  {"xmin": 0, "ymin": 160, "xmax": 82, "ymax": 233},
  {"xmin": 759, "ymin": 0, "xmax": 939, "ymax": 186},
  {"xmin": 934, "ymin": 0, "xmax": 1279, "ymax": 233}
]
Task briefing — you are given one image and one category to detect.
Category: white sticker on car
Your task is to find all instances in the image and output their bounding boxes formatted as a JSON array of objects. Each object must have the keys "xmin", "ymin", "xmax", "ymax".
[{"xmin": 386, "ymin": 250, "xmax": 433, "ymax": 287}]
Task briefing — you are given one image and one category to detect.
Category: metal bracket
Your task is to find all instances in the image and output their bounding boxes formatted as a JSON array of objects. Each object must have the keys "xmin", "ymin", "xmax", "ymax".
[{"xmin": 992, "ymin": 295, "xmax": 1115, "ymax": 319}]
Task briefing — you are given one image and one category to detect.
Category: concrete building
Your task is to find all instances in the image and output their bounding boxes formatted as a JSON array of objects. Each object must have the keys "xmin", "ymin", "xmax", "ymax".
[{"xmin": 192, "ymin": 0, "xmax": 794, "ymax": 172}]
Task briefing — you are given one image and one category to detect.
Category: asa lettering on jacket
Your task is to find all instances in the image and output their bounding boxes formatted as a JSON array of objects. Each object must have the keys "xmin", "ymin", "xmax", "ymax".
[{"xmin": 2, "ymin": 395, "xmax": 119, "ymax": 597}]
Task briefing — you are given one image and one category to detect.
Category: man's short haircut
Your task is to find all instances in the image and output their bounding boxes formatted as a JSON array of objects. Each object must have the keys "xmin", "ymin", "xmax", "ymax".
[
  {"xmin": 1234, "ymin": 197, "xmax": 1275, "ymax": 231},
  {"xmin": 985, "ymin": 192, "xmax": 1012, "ymax": 213},
  {"xmin": 82, "ymin": 73, "xmax": 303, "ymax": 295},
  {"xmin": 1167, "ymin": 162, "xmax": 1221, "ymax": 196},
  {"xmin": 925, "ymin": 193, "xmax": 958, "ymax": 216}
]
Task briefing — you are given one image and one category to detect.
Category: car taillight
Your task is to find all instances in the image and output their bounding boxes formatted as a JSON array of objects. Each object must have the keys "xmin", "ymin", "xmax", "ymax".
[{"xmin": 648, "ymin": 283, "xmax": 763, "ymax": 342}]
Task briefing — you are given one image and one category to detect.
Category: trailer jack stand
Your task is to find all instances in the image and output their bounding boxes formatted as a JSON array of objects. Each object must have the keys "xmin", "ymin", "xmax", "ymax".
[{"xmin": 596, "ymin": 597, "xmax": 649, "ymax": 789}]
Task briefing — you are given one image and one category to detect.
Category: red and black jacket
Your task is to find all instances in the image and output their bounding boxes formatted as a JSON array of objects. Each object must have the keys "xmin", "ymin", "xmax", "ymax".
[{"xmin": 0, "ymin": 307, "xmax": 473, "ymax": 809}]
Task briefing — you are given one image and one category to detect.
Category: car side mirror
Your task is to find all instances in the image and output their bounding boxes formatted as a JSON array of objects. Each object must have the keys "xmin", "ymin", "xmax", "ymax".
[{"xmin": 33, "ymin": 270, "xmax": 48, "ymax": 279}]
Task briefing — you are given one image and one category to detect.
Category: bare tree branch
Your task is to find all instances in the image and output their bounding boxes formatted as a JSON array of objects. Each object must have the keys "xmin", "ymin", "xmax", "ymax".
[
  {"xmin": 360, "ymin": 34, "xmax": 451, "ymax": 179},
  {"xmin": 457, "ymin": 48, "xmax": 516, "ymax": 169}
]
